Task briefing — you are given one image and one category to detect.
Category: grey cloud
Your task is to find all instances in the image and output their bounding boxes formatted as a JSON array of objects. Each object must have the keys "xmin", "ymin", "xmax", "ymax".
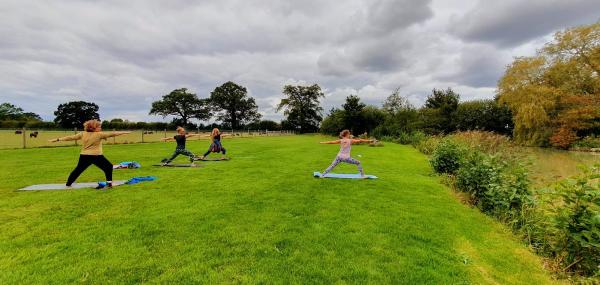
[
  {"xmin": 438, "ymin": 44, "xmax": 509, "ymax": 88},
  {"xmin": 0, "ymin": 0, "xmax": 595, "ymax": 122},
  {"xmin": 451, "ymin": 0, "xmax": 600, "ymax": 47},
  {"xmin": 366, "ymin": 0, "xmax": 433, "ymax": 34}
]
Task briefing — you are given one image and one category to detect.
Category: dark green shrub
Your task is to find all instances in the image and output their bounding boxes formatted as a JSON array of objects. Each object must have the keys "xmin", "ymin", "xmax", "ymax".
[
  {"xmin": 455, "ymin": 152, "xmax": 532, "ymax": 228},
  {"xmin": 546, "ymin": 167, "xmax": 600, "ymax": 276},
  {"xmin": 430, "ymin": 139, "xmax": 465, "ymax": 174}
]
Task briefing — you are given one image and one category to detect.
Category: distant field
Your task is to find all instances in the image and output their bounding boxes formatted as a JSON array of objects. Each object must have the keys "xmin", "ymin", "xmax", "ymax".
[
  {"xmin": 0, "ymin": 130, "xmax": 288, "ymax": 149},
  {"xmin": 0, "ymin": 135, "xmax": 562, "ymax": 284}
]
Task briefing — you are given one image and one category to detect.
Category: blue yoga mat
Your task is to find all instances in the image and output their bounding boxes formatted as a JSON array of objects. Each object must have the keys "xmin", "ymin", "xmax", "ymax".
[{"xmin": 313, "ymin": 172, "xmax": 378, "ymax": 179}]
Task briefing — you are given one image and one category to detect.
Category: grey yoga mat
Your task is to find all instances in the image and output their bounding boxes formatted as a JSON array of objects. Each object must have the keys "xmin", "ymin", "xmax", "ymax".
[
  {"xmin": 19, "ymin": 180, "xmax": 127, "ymax": 191},
  {"xmin": 313, "ymin": 172, "xmax": 378, "ymax": 179}
]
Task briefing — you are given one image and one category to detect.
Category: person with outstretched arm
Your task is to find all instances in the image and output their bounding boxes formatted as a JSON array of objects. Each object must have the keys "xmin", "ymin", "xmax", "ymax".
[
  {"xmin": 160, "ymin": 127, "xmax": 202, "ymax": 165},
  {"xmin": 198, "ymin": 128, "xmax": 230, "ymax": 160},
  {"xmin": 48, "ymin": 119, "xmax": 130, "ymax": 189},
  {"xmin": 319, "ymin": 129, "xmax": 373, "ymax": 178}
]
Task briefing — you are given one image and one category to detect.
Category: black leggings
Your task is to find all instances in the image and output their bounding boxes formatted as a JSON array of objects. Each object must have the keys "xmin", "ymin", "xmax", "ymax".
[{"xmin": 66, "ymin": 155, "xmax": 113, "ymax": 186}]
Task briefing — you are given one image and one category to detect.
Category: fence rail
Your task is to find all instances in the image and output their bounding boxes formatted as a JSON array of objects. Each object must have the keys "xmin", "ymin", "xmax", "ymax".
[{"xmin": 0, "ymin": 128, "xmax": 296, "ymax": 150}]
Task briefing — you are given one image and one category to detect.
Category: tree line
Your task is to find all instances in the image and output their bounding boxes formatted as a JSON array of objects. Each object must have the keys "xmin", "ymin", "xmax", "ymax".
[
  {"xmin": 2, "ymin": 21, "xmax": 597, "ymax": 147},
  {"xmin": 320, "ymin": 87, "xmax": 514, "ymax": 138},
  {"xmin": 0, "ymin": 81, "xmax": 326, "ymax": 132}
]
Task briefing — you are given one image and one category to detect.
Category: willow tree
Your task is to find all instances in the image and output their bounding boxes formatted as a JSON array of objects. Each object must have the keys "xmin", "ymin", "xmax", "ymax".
[{"xmin": 498, "ymin": 22, "xmax": 600, "ymax": 147}]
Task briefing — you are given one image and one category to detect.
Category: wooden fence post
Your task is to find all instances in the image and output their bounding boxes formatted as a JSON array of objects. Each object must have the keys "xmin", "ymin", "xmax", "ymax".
[
  {"xmin": 113, "ymin": 129, "xmax": 116, "ymax": 144},
  {"xmin": 141, "ymin": 130, "xmax": 145, "ymax": 143},
  {"xmin": 22, "ymin": 127, "xmax": 26, "ymax": 149},
  {"xmin": 74, "ymin": 128, "xmax": 78, "ymax": 146}
]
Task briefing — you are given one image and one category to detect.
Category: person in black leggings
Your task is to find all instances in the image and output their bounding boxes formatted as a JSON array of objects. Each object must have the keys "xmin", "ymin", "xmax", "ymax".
[
  {"xmin": 67, "ymin": 155, "xmax": 114, "ymax": 186},
  {"xmin": 49, "ymin": 119, "xmax": 130, "ymax": 189},
  {"xmin": 160, "ymin": 127, "xmax": 201, "ymax": 165}
]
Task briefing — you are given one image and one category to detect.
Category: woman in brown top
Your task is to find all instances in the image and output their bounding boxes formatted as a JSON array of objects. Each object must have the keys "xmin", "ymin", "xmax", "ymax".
[{"xmin": 49, "ymin": 119, "xmax": 130, "ymax": 188}]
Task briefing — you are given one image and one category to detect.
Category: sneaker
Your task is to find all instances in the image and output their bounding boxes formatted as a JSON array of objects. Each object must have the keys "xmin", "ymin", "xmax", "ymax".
[{"xmin": 95, "ymin": 182, "xmax": 113, "ymax": 190}]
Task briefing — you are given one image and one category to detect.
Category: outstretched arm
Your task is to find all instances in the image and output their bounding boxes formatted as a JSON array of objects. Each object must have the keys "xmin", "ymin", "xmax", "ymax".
[
  {"xmin": 319, "ymin": 140, "xmax": 341, "ymax": 144},
  {"xmin": 48, "ymin": 132, "xmax": 82, "ymax": 143},
  {"xmin": 161, "ymin": 137, "xmax": 175, "ymax": 142},
  {"xmin": 351, "ymin": 139, "xmax": 374, "ymax": 143},
  {"xmin": 105, "ymin": 131, "xmax": 131, "ymax": 138},
  {"xmin": 185, "ymin": 133, "xmax": 202, "ymax": 138}
]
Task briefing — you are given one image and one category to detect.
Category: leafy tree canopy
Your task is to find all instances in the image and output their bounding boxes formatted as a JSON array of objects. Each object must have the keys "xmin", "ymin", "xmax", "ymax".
[
  {"xmin": 277, "ymin": 84, "xmax": 324, "ymax": 133},
  {"xmin": 210, "ymin": 81, "xmax": 261, "ymax": 129},
  {"xmin": 498, "ymin": 22, "xmax": 600, "ymax": 147},
  {"xmin": 0, "ymin": 103, "xmax": 42, "ymax": 121},
  {"xmin": 54, "ymin": 101, "xmax": 100, "ymax": 129},
  {"xmin": 149, "ymin": 88, "xmax": 211, "ymax": 126}
]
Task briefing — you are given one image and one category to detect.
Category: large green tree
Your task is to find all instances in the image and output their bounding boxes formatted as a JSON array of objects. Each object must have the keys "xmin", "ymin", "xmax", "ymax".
[
  {"xmin": 149, "ymin": 88, "xmax": 211, "ymax": 126},
  {"xmin": 277, "ymin": 84, "xmax": 324, "ymax": 133},
  {"xmin": 419, "ymin": 88, "xmax": 460, "ymax": 134},
  {"xmin": 54, "ymin": 101, "xmax": 100, "ymax": 129},
  {"xmin": 0, "ymin": 103, "xmax": 41, "ymax": 121},
  {"xmin": 319, "ymin": 108, "xmax": 346, "ymax": 135},
  {"xmin": 454, "ymin": 99, "xmax": 513, "ymax": 135},
  {"xmin": 342, "ymin": 95, "xmax": 366, "ymax": 133},
  {"xmin": 209, "ymin": 81, "xmax": 261, "ymax": 129}
]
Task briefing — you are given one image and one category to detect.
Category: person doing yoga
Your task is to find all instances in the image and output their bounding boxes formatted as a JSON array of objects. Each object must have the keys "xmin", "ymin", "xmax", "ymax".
[
  {"xmin": 319, "ymin": 129, "xmax": 373, "ymax": 178},
  {"xmin": 198, "ymin": 128, "xmax": 230, "ymax": 160},
  {"xmin": 160, "ymin": 127, "xmax": 201, "ymax": 165},
  {"xmin": 48, "ymin": 119, "xmax": 130, "ymax": 189}
]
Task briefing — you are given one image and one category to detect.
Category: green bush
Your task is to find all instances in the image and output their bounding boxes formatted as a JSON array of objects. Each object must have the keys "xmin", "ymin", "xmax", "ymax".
[
  {"xmin": 415, "ymin": 136, "xmax": 440, "ymax": 155},
  {"xmin": 396, "ymin": 131, "xmax": 427, "ymax": 145},
  {"xmin": 430, "ymin": 139, "xmax": 465, "ymax": 174},
  {"xmin": 572, "ymin": 136, "xmax": 600, "ymax": 149},
  {"xmin": 456, "ymin": 152, "xmax": 532, "ymax": 227},
  {"xmin": 545, "ymin": 167, "xmax": 600, "ymax": 276}
]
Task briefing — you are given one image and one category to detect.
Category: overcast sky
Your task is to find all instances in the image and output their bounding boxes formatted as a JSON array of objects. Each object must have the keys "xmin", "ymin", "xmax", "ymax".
[{"xmin": 1, "ymin": 0, "xmax": 599, "ymax": 122}]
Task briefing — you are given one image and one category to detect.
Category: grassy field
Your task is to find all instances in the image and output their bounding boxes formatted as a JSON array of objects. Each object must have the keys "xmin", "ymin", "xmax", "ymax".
[
  {"xmin": 0, "ymin": 129, "xmax": 170, "ymax": 149},
  {"xmin": 0, "ymin": 136, "xmax": 563, "ymax": 284},
  {"xmin": 0, "ymin": 130, "xmax": 290, "ymax": 149}
]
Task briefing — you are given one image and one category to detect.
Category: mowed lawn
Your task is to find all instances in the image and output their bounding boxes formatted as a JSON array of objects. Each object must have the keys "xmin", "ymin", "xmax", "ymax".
[{"xmin": 0, "ymin": 135, "xmax": 562, "ymax": 284}]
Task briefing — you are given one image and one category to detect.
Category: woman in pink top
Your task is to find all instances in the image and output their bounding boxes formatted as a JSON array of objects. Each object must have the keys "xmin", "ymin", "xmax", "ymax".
[{"xmin": 319, "ymin": 129, "xmax": 373, "ymax": 178}]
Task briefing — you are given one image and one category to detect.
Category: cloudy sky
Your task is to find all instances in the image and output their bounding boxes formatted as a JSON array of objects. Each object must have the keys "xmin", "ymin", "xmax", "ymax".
[{"xmin": 1, "ymin": 0, "xmax": 599, "ymax": 122}]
